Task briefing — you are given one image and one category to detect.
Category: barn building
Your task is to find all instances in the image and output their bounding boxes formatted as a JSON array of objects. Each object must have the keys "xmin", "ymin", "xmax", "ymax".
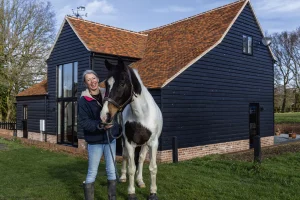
[{"xmin": 16, "ymin": 0, "xmax": 275, "ymax": 162}]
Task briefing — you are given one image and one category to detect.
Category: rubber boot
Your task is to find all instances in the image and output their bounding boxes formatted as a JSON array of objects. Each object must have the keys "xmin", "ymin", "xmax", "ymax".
[
  {"xmin": 107, "ymin": 180, "xmax": 117, "ymax": 200},
  {"xmin": 83, "ymin": 181, "xmax": 94, "ymax": 200}
]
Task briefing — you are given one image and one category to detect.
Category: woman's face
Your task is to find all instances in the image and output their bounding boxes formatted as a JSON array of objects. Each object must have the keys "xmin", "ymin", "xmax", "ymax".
[{"xmin": 85, "ymin": 73, "xmax": 99, "ymax": 92}]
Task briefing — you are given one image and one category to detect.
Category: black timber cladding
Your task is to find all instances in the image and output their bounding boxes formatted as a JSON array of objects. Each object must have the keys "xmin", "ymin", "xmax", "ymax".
[
  {"xmin": 92, "ymin": 54, "xmax": 139, "ymax": 81},
  {"xmin": 160, "ymin": 4, "xmax": 274, "ymax": 150},
  {"xmin": 16, "ymin": 96, "xmax": 47, "ymax": 132},
  {"xmin": 46, "ymin": 21, "xmax": 90, "ymax": 136}
]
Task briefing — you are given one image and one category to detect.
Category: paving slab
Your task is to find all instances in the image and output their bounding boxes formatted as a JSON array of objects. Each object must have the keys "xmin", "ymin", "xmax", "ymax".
[{"xmin": 274, "ymin": 133, "xmax": 300, "ymax": 144}]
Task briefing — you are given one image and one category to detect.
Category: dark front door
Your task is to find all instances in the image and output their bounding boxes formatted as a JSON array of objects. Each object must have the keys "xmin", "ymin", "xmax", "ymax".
[
  {"xmin": 249, "ymin": 103, "xmax": 260, "ymax": 148},
  {"xmin": 23, "ymin": 105, "xmax": 28, "ymax": 138}
]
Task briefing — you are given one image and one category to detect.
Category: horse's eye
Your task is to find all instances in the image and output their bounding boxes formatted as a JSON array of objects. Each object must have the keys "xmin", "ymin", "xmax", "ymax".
[{"xmin": 120, "ymin": 82, "xmax": 125, "ymax": 87}]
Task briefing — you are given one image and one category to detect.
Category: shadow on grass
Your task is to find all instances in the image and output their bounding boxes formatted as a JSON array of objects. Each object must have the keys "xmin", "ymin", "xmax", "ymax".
[
  {"xmin": 46, "ymin": 158, "xmax": 86, "ymax": 200},
  {"xmin": 46, "ymin": 157, "xmax": 129, "ymax": 200}
]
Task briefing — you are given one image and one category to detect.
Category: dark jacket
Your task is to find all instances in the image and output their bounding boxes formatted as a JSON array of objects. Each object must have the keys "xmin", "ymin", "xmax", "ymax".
[{"xmin": 78, "ymin": 88, "xmax": 120, "ymax": 144}]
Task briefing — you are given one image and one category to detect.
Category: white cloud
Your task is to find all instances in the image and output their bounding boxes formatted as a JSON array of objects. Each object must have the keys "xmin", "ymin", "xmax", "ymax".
[
  {"xmin": 251, "ymin": 0, "xmax": 300, "ymax": 33},
  {"xmin": 153, "ymin": 6, "xmax": 194, "ymax": 13},
  {"xmin": 56, "ymin": 5, "xmax": 72, "ymax": 25},
  {"xmin": 85, "ymin": 0, "xmax": 116, "ymax": 15},
  {"xmin": 53, "ymin": 0, "xmax": 117, "ymax": 31},
  {"xmin": 256, "ymin": 0, "xmax": 300, "ymax": 13}
]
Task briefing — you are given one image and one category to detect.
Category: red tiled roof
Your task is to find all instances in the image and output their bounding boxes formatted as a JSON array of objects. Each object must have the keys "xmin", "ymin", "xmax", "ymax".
[
  {"xmin": 65, "ymin": 0, "xmax": 247, "ymax": 88},
  {"xmin": 27, "ymin": 0, "xmax": 249, "ymax": 96},
  {"xmin": 17, "ymin": 80, "xmax": 47, "ymax": 97},
  {"xmin": 66, "ymin": 17, "xmax": 148, "ymax": 59},
  {"xmin": 131, "ymin": 0, "xmax": 246, "ymax": 88}
]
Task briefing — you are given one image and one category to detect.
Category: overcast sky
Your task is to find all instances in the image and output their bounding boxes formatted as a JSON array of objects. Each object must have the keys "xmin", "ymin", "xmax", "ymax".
[{"xmin": 50, "ymin": 0, "xmax": 300, "ymax": 34}]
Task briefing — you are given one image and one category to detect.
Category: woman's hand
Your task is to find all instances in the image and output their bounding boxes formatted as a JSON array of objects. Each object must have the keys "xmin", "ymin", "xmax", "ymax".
[
  {"xmin": 103, "ymin": 124, "xmax": 113, "ymax": 130},
  {"xmin": 99, "ymin": 123, "xmax": 113, "ymax": 130}
]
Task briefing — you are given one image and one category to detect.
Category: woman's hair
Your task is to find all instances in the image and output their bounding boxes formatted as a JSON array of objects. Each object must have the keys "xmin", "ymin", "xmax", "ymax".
[{"xmin": 82, "ymin": 70, "xmax": 99, "ymax": 85}]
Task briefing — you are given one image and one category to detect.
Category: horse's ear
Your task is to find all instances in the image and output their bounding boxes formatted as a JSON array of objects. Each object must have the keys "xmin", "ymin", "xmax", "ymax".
[
  {"xmin": 105, "ymin": 59, "xmax": 114, "ymax": 71},
  {"xmin": 129, "ymin": 68, "xmax": 142, "ymax": 95},
  {"xmin": 117, "ymin": 57, "xmax": 126, "ymax": 71}
]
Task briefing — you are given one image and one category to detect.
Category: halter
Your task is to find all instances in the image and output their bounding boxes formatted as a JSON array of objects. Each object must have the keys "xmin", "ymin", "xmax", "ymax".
[
  {"xmin": 102, "ymin": 68, "xmax": 136, "ymax": 140},
  {"xmin": 103, "ymin": 68, "xmax": 135, "ymax": 112}
]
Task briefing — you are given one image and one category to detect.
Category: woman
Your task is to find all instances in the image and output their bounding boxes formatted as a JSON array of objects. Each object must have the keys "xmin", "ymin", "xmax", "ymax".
[{"xmin": 79, "ymin": 69, "xmax": 119, "ymax": 200}]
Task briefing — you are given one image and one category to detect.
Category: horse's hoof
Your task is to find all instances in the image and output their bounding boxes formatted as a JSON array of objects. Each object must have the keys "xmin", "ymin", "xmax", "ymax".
[
  {"xmin": 128, "ymin": 194, "xmax": 138, "ymax": 200},
  {"xmin": 138, "ymin": 183, "xmax": 146, "ymax": 188},
  {"xmin": 136, "ymin": 180, "xmax": 146, "ymax": 188},
  {"xmin": 119, "ymin": 178, "xmax": 127, "ymax": 183},
  {"xmin": 147, "ymin": 193, "xmax": 158, "ymax": 200}
]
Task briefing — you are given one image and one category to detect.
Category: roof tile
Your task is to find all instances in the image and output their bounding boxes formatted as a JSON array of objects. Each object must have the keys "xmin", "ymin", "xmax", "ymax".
[
  {"xmin": 17, "ymin": 80, "xmax": 47, "ymax": 97},
  {"xmin": 66, "ymin": 17, "xmax": 148, "ymax": 59},
  {"xmin": 132, "ymin": 0, "xmax": 246, "ymax": 88}
]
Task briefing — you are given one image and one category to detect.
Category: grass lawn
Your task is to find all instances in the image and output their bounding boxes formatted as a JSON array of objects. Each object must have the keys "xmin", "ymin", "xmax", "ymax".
[
  {"xmin": 275, "ymin": 112, "xmax": 300, "ymax": 124},
  {"xmin": 1, "ymin": 137, "xmax": 300, "ymax": 200}
]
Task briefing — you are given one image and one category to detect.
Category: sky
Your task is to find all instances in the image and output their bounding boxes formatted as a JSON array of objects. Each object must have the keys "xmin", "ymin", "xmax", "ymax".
[{"xmin": 49, "ymin": 0, "xmax": 300, "ymax": 34}]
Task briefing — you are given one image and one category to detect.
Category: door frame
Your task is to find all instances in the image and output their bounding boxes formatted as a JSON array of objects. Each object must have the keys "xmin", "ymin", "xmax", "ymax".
[{"xmin": 22, "ymin": 105, "xmax": 28, "ymax": 138}]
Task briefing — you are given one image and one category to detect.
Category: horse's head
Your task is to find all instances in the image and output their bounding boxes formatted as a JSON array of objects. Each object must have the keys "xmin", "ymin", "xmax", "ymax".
[{"xmin": 100, "ymin": 57, "xmax": 141, "ymax": 123}]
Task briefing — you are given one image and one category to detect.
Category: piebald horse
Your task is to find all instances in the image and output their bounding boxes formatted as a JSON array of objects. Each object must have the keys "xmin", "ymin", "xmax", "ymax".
[{"xmin": 100, "ymin": 58, "xmax": 162, "ymax": 200}]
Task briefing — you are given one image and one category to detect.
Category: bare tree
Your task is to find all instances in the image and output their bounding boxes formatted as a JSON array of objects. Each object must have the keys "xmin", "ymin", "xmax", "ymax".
[
  {"xmin": 0, "ymin": 0, "xmax": 55, "ymax": 120},
  {"xmin": 271, "ymin": 32, "xmax": 294, "ymax": 112},
  {"xmin": 288, "ymin": 28, "xmax": 300, "ymax": 111}
]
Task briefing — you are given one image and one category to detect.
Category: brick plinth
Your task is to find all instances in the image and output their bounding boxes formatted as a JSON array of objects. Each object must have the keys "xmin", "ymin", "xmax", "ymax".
[
  {"xmin": 16, "ymin": 130, "xmax": 57, "ymax": 143},
  {"xmin": 157, "ymin": 136, "xmax": 274, "ymax": 163},
  {"xmin": 261, "ymin": 136, "xmax": 274, "ymax": 147},
  {"xmin": 0, "ymin": 129, "xmax": 14, "ymax": 136}
]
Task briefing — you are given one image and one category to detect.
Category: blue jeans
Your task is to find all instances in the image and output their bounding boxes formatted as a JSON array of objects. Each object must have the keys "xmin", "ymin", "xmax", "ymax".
[{"xmin": 85, "ymin": 139, "xmax": 116, "ymax": 183}]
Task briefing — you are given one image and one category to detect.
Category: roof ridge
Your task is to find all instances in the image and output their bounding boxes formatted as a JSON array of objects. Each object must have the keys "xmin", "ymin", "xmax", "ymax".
[
  {"xmin": 140, "ymin": 0, "xmax": 248, "ymax": 33},
  {"xmin": 66, "ymin": 16, "xmax": 148, "ymax": 36}
]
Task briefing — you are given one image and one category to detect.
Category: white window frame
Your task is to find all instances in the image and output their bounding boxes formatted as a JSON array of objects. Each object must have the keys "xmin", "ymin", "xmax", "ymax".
[{"xmin": 243, "ymin": 35, "xmax": 253, "ymax": 55}]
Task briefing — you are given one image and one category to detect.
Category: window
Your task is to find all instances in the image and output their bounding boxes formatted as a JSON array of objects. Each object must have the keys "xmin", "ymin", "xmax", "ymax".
[
  {"xmin": 23, "ymin": 105, "xmax": 28, "ymax": 120},
  {"xmin": 57, "ymin": 62, "xmax": 78, "ymax": 98},
  {"xmin": 56, "ymin": 62, "xmax": 78, "ymax": 146},
  {"xmin": 243, "ymin": 35, "xmax": 252, "ymax": 55}
]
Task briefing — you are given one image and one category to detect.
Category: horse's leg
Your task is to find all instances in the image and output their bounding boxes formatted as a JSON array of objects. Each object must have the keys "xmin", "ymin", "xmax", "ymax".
[
  {"xmin": 135, "ymin": 145, "xmax": 148, "ymax": 188},
  {"xmin": 147, "ymin": 141, "xmax": 159, "ymax": 200},
  {"xmin": 120, "ymin": 144, "xmax": 127, "ymax": 182},
  {"xmin": 126, "ymin": 141, "xmax": 137, "ymax": 200}
]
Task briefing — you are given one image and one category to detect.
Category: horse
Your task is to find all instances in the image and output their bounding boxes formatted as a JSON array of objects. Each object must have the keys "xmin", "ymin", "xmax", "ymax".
[{"xmin": 100, "ymin": 58, "xmax": 163, "ymax": 200}]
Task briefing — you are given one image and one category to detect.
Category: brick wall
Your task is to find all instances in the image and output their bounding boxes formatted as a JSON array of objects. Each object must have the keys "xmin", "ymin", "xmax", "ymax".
[
  {"xmin": 261, "ymin": 136, "xmax": 274, "ymax": 147},
  {"xmin": 157, "ymin": 136, "xmax": 274, "ymax": 163},
  {"xmin": 17, "ymin": 130, "xmax": 23, "ymax": 138},
  {"xmin": 0, "ymin": 129, "xmax": 14, "ymax": 136},
  {"xmin": 16, "ymin": 130, "xmax": 57, "ymax": 143}
]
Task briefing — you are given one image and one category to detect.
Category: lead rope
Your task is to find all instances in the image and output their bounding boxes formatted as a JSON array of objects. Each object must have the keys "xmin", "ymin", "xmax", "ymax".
[
  {"xmin": 106, "ymin": 129, "xmax": 120, "ymax": 183},
  {"xmin": 105, "ymin": 112, "xmax": 124, "ymax": 183}
]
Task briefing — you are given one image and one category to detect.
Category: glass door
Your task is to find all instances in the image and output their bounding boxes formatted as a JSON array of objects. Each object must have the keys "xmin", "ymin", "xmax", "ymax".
[
  {"xmin": 57, "ymin": 101, "xmax": 78, "ymax": 146},
  {"xmin": 22, "ymin": 105, "xmax": 28, "ymax": 138},
  {"xmin": 57, "ymin": 62, "xmax": 78, "ymax": 146}
]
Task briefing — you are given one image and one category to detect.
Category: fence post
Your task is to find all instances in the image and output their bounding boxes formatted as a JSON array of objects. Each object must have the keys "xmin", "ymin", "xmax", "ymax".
[{"xmin": 253, "ymin": 135, "xmax": 261, "ymax": 163}]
